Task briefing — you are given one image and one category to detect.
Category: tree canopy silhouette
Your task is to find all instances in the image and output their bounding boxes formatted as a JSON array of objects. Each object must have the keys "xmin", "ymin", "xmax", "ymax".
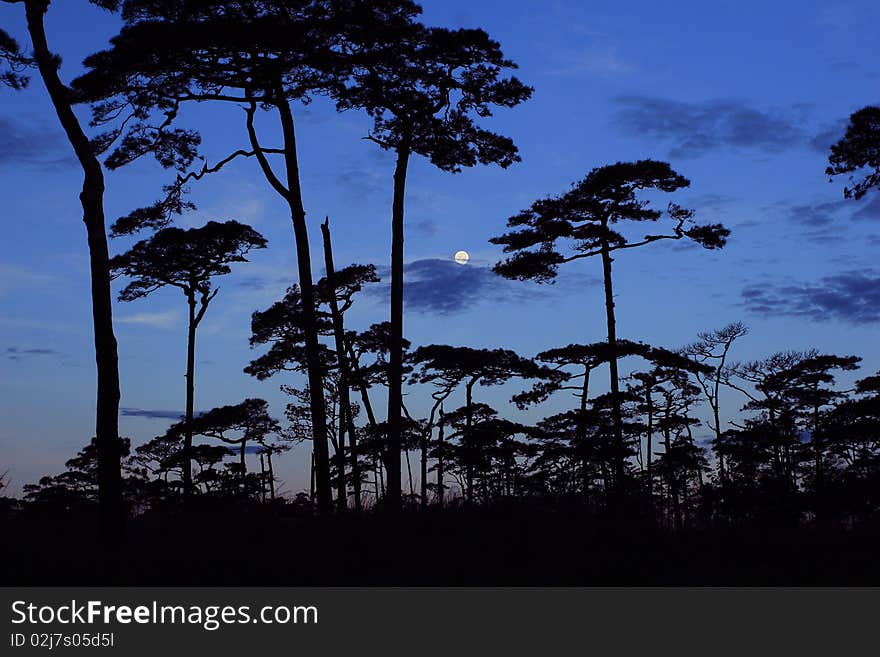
[
  {"xmin": 411, "ymin": 345, "xmax": 554, "ymax": 503},
  {"xmin": 827, "ymin": 106, "xmax": 880, "ymax": 200},
  {"xmin": 71, "ymin": 0, "xmax": 414, "ymax": 514},
  {"xmin": 111, "ymin": 220, "xmax": 267, "ymax": 499},
  {"xmin": 335, "ymin": 18, "xmax": 532, "ymax": 509},
  {"xmin": 491, "ymin": 160, "xmax": 730, "ymax": 492}
]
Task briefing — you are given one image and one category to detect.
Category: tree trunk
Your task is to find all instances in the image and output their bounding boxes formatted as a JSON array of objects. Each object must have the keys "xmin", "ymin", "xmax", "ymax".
[
  {"xmin": 663, "ymin": 420, "xmax": 681, "ymax": 531},
  {"xmin": 183, "ymin": 295, "xmax": 196, "ymax": 500},
  {"xmin": 334, "ymin": 403, "xmax": 347, "ymax": 511},
  {"xmin": 600, "ymin": 238, "xmax": 625, "ymax": 492},
  {"xmin": 420, "ymin": 428, "xmax": 428, "ymax": 510},
  {"xmin": 321, "ymin": 219, "xmax": 361, "ymax": 511},
  {"xmin": 239, "ymin": 439, "xmax": 247, "ymax": 496},
  {"xmin": 273, "ymin": 95, "xmax": 333, "ymax": 515},
  {"xmin": 465, "ymin": 379, "xmax": 476, "ymax": 504},
  {"xmin": 436, "ymin": 405, "xmax": 445, "ymax": 508},
  {"xmin": 267, "ymin": 450, "xmax": 276, "ymax": 501},
  {"xmin": 310, "ymin": 450, "xmax": 316, "ymax": 504},
  {"xmin": 405, "ymin": 448, "xmax": 415, "ymax": 501},
  {"xmin": 579, "ymin": 366, "xmax": 591, "ymax": 504},
  {"xmin": 712, "ymin": 367, "xmax": 726, "ymax": 482},
  {"xmin": 348, "ymin": 345, "xmax": 379, "ymax": 429},
  {"xmin": 385, "ymin": 138, "xmax": 411, "ymax": 511},
  {"xmin": 24, "ymin": 0, "xmax": 122, "ymax": 536},
  {"xmin": 645, "ymin": 383, "xmax": 654, "ymax": 499}
]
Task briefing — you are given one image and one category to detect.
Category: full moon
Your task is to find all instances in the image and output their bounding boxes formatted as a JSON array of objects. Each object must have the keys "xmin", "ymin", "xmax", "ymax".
[{"xmin": 454, "ymin": 250, "xmax": 470, "ymax": 265}]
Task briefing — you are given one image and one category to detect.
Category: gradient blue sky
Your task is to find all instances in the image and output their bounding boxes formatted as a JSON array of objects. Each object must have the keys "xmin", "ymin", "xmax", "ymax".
[{"xmin": 1, "ymin": 0, "xmax": 879, "ymax": 495}]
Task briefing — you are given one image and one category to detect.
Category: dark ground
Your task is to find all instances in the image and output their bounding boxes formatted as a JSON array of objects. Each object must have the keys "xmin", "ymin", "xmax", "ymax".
[{"xmin": 3, "ymin": 503, "xmax": 880, "ymax": 585}]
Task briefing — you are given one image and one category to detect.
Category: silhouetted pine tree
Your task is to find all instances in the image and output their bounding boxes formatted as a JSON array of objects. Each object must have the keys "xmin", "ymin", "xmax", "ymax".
[
  {"xmin": 72, "ymin": 0, "xmax": 410, "ymax": 514},
  {"xmin": 111, "ymin": 220, "xmax": 267, "ymax": 499},
  {"xmin": 492, "ymin": 160, "xmax": 730, "ymax": 495},
  {"xmin": 336, "ymin": 16, "xmax": 532, "ymax": 509},
  {"xmin": 3, "ymin": 0, "xmax": 125, "ymax": 535},
  {"xmin": 827, "ymin": 106, "xmax": 880, "ymax": 200},
  {"xmin": 411, "ymin": 345, "xmax": 554, "ymax": 503}
]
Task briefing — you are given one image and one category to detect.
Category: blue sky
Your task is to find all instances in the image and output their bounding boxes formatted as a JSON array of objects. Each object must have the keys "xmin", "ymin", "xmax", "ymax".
[{"xmin": 1, "ymin": 0, "xmax": 879, "ymax": 495}]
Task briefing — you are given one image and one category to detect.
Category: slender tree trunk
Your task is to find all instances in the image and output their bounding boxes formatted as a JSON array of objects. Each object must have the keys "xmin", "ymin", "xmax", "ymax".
[
  {"xmin": 600, "ymin": 238, "xmax": 626, "ymax": 492},
  {"xmin": 348, "ymin": 345, "xmax": 379, "ymax": 429},
  {"xmin": 437, "ymin": 405, "xmax": 445, "ymax": 508},
  {"xmin": 348, "ymin": 345, "xmax": 383, "ymax": 509},
  {"xmin": 272, "ymin": 96, "xmax": 333, "ymax": 515},
  {"xmin": 385, "ymin": 138, "xmax": 411, "ymax": 511},
  {"xmin": 663, "ymin": 419, "xmax": 681, "ymax": 531},
  {"xmin": 239, "ymin": 439, "xmax": 247, "ymax": 496},
  {"xmin": 310, "ymin": 450, "xmax": 316, "ymax": 504},
  {"xmin": 712, "ymin": 367, "xmax": 726, "ymax": 482},
  {"xmin": 579, "ymin": 366, "xmax": 591, "ymax": 504},
  {"xmin": 377, "ymin": 456, "xmax": 385, "ymax": 497},
  {"xmin": 334, "ymin": 406, "xmax": 347, "ymax": 511},
  {"xmin": 183, "ymin": 295, "xmax": 196, "ymax": 500},
  {"xmin": 465, "ymin": 379, "xmax": 476, "ymax": 504},
  {"xmin": 420, "ymin": 428, "xmax": 428, "ymax": 510},
  {"xmin": 321, "ymin": 219, "xmax": 361, "ymax": 511},
  {"xmin": 267, "ymin": 450, "xmax": 276, "ymax": 501},
  {"xmin": 645, "ymin": 383, "xmax": 654, "ymax": 499},
  {"xmin": 405, "ymin": 448, "xmax": 415, "ymax": 501},
  {"xmin": 24, "ymin": 0, "xmax": 122, "ymax": 535},
  {"xmin": 259, "ymin": 453, "xmax": 267, "ymax": 502},
  {"xmin": 813, "ymin": 396, "xmax": 825, "ymax": 528}
]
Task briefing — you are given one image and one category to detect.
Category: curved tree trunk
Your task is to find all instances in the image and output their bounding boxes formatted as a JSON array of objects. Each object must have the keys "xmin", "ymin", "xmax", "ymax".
[
  {"xmin": 385, "ymin": 138, "xmax": 411, "ymax": 511},
  {"xmin": 273, "ymin": 96, "xmax": 333, "ymax": 515},
  {"xmin": 24, "ymin": 0, "xmax": 122, "ymax": 535}
]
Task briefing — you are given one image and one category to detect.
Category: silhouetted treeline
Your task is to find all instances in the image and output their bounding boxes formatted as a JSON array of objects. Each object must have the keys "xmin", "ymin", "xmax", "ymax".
[
  {"xmin": 6, "ymin": 321, "xmax": 880, "ymax": 535},
  {"xmin": 3, "ymin": 0, "xmax": 880, "ymax": 583}
]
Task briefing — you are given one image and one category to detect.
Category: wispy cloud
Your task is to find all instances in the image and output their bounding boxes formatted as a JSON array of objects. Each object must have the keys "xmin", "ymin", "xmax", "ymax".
[
  {"xmin": 786, "ymin": 200, "xmax": 846, "ymax": 227},
  {"xmin": 613, "ymin": 96, "xmax": 808, "ymax": 158},
  {"xmin": 116, "ymin": 310, "xmax": 179, "ymax": 329},
  {"xmin": 121, "ymin": 407, "xmax": 184, "ymax": 420},
  {"xmin": 371, "ymin": 258, "xmax": 558, "ymax": 315},
  {"xmin": 742, "ymin": 271, "xmax": 880, "ymax": 324},
  {"xmin": 0, "ymin": 116, "xmax": 77, "ymax": 170},
  {"xmin": 781, "ymin": 196, "xmax": 880, "ymax": 229},
  {"xmin": 411, "ymin": 220, "xmax": 439, "ymax": 237},
  {"xmin": 545, "ymin": 45, "xmax": 633, "ymax": 77},
  {"xmin": 0, "ymin": 263, "xmax": 56, "ymax": 296},
  {"xmin": 4, "ymin": 346, "xmax": 60, "ymax": 361},
  {"xmin": 851, "ymin": 195, "xmax": 880, "ymax": 222},
  {"xmin": 809, "ymin": 119, "xmax": 850, "ymax": 153}
]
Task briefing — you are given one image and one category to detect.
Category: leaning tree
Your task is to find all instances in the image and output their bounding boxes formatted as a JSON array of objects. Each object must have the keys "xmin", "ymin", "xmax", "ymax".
[
  {"xmin": 336, "ymin": 20, "xmax": 532, "ymax": 509},
  {"xmin": 491, "ymin": 160, "xmax": 730, "ymax": 492},
  {"xmin": 110, "ymin": 220, "xmax": 267, "ymax": 499},
  {"xmin": 2, "ymin": 0, "xmax": 125, "ymax": 535}
]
